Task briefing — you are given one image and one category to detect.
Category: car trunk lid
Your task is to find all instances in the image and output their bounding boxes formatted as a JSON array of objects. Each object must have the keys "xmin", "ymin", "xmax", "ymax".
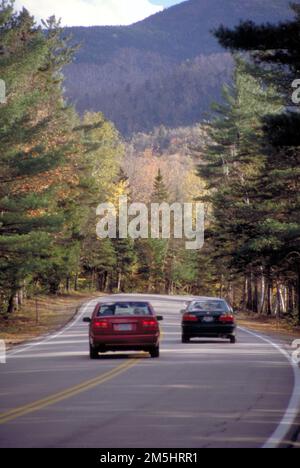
[{"xmin": 92, "ymin": 316, "xmax": 158, "ymax": 335}]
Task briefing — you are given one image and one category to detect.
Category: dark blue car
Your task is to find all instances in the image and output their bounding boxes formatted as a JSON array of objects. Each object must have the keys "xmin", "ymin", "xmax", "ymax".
[{"xmin": 181, "ymin": 297, "xmax": 236, "ymax": 344}]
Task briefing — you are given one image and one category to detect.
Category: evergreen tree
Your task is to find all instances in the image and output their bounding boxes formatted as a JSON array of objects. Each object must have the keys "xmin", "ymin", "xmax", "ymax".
[
  {"xmin": 136, "ymin": 169, "xmax": 170, "ymax": 293},
  {"xmin": 0, "ymin": 3, "xmax": 77, "ymax": 311},
  {"xmin": 152, "ymin": 169, "xmax": 169, "ymax": 203},
  {"xmin": 214, "ymin": 3, "xmax": 300, "ymax": 320},
  {"xmin": 198, "ymin": 58, "xmax": 282, "ymax": 312}
]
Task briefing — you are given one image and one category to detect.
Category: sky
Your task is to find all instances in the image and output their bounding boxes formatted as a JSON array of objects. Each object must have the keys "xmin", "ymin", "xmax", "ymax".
[
  {"xmin": 151, "ymin": 0, "xmax": 184, "ymax": 6},
  {"xmin": 14, "ymin": 0, "xmax": 186, "ymax": 27}
]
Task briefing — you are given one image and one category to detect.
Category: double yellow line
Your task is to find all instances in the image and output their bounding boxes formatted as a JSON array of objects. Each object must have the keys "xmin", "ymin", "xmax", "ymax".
[{"xmin": 0, "ymin": 358, "xmax": 140, "ymax": 425}]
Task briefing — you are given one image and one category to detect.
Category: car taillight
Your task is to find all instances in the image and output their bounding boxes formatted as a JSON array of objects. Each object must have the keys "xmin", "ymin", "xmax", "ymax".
[
  {"xmin": 142, "ymin": 320, "xmax": 158, "ymax": 328},
  {"xmin": 93, "ymin": 320, "xmax": 109, "ymax": 329},
  {"xmin": 219, "ymin": 314, "xmax": 234, "ymax": 324},
  {"xmin": 183, "ymin": 314, "xmax": 198, "ymax": 322}
]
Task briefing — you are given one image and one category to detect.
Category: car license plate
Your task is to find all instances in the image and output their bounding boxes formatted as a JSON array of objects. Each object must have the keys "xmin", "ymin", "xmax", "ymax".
[
  {"xmin": 114, "ymin": 324, "xmax": 133, "ymax": 332},
  {"xmin": 203, "ymin": 317, "xmax": 214, "ymax": 323}
]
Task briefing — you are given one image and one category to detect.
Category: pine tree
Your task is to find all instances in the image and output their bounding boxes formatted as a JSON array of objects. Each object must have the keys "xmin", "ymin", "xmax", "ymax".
[
  {"xmin": 214, "ymin": 3, "xmax": 300, "ymax": 320},
  {"xmin": 198, "ymin": 58, "xmax": 282, "ymax": 311},
  {"xmin": 0, "ymin": 4, "xmax": 77, "ymax": 312},
  {"xmin": 137, "ymin": 169, "xmax": 169, "ymax": 293},
  {"xmin": 152, "ymin": 169, "xmax": 169, "ymax": 203}
]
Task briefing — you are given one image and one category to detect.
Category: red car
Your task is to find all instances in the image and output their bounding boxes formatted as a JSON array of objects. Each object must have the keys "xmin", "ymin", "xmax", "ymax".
[{"xmin": 84, "ymin": 301, "xmax": 163, "ymax": 359}]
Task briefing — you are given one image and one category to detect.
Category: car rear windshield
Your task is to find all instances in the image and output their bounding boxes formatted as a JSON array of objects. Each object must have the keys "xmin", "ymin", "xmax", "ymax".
[
  {"xmin": 97, "ymin": 302, "xmax": 152, "ymax": 317},
  {"xmin": 188, "ymin": 300, "xmax": 229, "ymax": 312}
]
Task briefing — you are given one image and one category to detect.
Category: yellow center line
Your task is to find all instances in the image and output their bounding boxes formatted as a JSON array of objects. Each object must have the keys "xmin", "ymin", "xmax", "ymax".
[
  {"xmin": 0, "ymin": 320, "xmax": 164, "ymax": 425},
  {"xmin": 0, "ymin": 357, "xmax": 140, "ymax": 425}
]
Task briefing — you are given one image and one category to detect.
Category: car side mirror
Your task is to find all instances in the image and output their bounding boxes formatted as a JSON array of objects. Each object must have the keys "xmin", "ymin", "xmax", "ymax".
[
  {"xmin": 180, "ymin": 309, "xmax": 186, "ymax": 315},
  {"xmin": 83, "ymin": 317, "xmax": 91, "ymax": 323},
  {"xmin": 156, "ymin": 316, "xmax": 164, "ymax": 321}
]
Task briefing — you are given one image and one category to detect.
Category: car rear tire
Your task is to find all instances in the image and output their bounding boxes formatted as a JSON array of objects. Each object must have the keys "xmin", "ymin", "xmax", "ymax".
[
  {"xmin": 182, "ymin": 335, "xmax": 190, "ymax": 343},
  {"xmin": 230, "ymin": 336, "xmax": 236, "ymax": 344},
  {"xmin": 150, "ymin": 346, "xmax": 160, "ymax": 358},
  {"xmin": 89, "ymin": 344, "xmax": 99, "ymax": 359}
]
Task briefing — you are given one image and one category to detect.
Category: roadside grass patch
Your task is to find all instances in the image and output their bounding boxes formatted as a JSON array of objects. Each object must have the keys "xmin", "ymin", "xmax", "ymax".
[{"xmin": 0, "ymin": 293, "xmax": 100, "ymax": 348}]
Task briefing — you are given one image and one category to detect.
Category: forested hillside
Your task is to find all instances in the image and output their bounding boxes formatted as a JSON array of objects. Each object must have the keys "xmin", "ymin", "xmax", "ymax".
[{"xmin": 64, "ymin": 0, "xmax": 292, "ymax": 135}]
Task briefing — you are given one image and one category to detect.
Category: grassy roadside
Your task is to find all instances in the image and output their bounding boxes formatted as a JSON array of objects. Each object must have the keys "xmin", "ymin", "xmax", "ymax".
[
  {"xmin": 238, "ymin": 312, "xmax": 300, "ymax": 342},
  {"xmin": 0, "ymin": 292, "xmax": 101, "ymax": 348}
]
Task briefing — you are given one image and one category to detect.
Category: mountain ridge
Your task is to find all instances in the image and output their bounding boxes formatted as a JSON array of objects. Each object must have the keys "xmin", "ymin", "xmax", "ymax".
[{"xmin": 64, "ymin": 0, "xmax": 293, "ymax": 135}]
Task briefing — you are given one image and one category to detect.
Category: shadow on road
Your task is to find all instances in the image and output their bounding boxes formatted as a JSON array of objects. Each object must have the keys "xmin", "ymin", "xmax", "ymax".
[
  {"xmin": 183, "ymin": 339, "xmax": 233, "ymax": 345},
  {"xmin": 97, "ymin": 353, "xmax": 149, "ymax": 361}
]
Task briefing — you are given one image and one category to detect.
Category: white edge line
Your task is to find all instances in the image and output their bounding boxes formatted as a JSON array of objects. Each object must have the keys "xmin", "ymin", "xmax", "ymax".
[
  {"xmin": 5, "ymin": 300, "xmax": 300, "ymax": 447},
  {"xmin": 6, "ymin": 293, "xmax": 156, "ymax": 357},
  {"xmin": 7, "ymin": 298, "xmax": 99, "ymax": 357},
  {"xmin": 239, "ymin": 326, "xmax": 300, "ymax": 449}
]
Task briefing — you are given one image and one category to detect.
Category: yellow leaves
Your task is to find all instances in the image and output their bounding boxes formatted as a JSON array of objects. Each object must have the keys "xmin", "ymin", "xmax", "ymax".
[
  {"xmin": 28, "ymin": 208, "xmax": 46, "ymax": 218},
  {"xmin": 109, "ymin": 179, "xmax": 131, "ymax": 206},
  {"xmin": 125, "ymin": 151, "xmax": 201, "ymax": 204},
  {"xmin": 183, "ymin": 170, "xmax": 206, "ymax": 203}
]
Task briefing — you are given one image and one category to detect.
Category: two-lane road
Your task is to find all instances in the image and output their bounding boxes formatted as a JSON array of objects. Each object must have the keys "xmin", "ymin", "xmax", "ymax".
[{"xmin": 0, "ymin": 294, "xmax": 299, "ymax": 448}]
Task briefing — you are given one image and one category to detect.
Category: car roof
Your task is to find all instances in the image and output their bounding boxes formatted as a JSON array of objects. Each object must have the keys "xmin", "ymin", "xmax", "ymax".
[
  {"xmin": 97, "ymin": 301, "xmax": 151, "ymax": 306},
  {"xmin": 190, "ymin": 297, "xmax": 226, "ymax": 302}
]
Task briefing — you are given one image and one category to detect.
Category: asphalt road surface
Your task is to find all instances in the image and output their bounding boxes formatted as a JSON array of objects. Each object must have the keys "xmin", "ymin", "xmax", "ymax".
[{"xmin": 0, "ymin": 294, "xmax": 299, "ymax": 448}]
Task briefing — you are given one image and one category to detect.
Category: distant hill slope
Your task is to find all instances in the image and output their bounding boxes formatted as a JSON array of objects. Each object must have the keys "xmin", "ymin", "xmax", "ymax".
[{"xmin": 64, "ymin": 0, "xmax": 292, "ymax": 135}]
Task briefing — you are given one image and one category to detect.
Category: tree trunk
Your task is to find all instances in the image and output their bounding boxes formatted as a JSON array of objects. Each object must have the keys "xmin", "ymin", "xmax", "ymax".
[
  {"xmin": 6, "ymin": 293, "xmax": 16, "ymax": 315},
  {"xmin": 246, "ymin": 272, "xmax": 253, "ymax": 311},
  {"xmin": 276, "ymin": 281, "xmax": 281, "ymax": 318},
  {"xmin": 90, "ymin": 269, "xmax": 96, "ymax": 291},
  {"xmin": 106, "ymin": 272, "xmax": 113, "ymax": 293},
  {"xmin": 18, "ymin": 288, "xmax": 24, "ymax": 308},
  {"xmin": 74, "ymin": 274, "xmax": 79, "ymax": 292},
  {"xmin": 97, "ymin": 273, "xmax": 107, "ymax": 292},
  {"xmin": 117, "ymin": 272, "xmax": 122, "ymax": 292},
  {"xmin": 104, "ymin": 272, "xmax": 109, "ymax": 292},
  {"xmin": 267, "ymin": 275, "xmax": 273, "ymax": 316},
  {"xmin": 227, "ymin": 281, "xmax": 233, "ymax": 306},
  {"xmin": 253, "ymin": 276, "xmax": 259, "ymax": 313},
  {"xmin": 287, "ymin": 282, "xmax": 294, "ymax": 316},
  {"xmin": 259, "ymin": 271, "xmax": 266, "ymax": 314},
  {"xmin": 229, "ymin": 284, "xmax": 235, "ymax": 308},
  {"xmin": 277, "ymin": 283, "xmax": 286, "ymax": 317},
  {"xmin": 241, "ymin": 276, "xmax": 247, "ymax": 310},
  {"xmin": 219, "ymin": 275, "xmax": 224, "ymax": 298}
]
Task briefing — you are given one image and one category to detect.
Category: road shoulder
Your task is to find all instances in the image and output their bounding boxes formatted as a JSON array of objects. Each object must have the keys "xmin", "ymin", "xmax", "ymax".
[
  {"xmin": 0, "ymin": 293, "xmax": 101, "ymax": 349},
  {"xmin": 239, "ymin": 317, "xmax": 300, "ymax": 448}
]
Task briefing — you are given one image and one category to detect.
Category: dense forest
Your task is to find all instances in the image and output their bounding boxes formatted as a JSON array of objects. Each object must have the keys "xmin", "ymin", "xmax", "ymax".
[
  {"xmin": 197, "ymin": 3, "xmax": 300, "ymax": 322},
  {"xmin": 0, "ymin": 1, "xmax": 206, "ymax": 316},
  {"xmin": 64, "ymin": 0, "xmax": 292, "ymax": 135},
  {"xmin": 0, "ymin": 0, "xmax": 300, "ymax": 325}
]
